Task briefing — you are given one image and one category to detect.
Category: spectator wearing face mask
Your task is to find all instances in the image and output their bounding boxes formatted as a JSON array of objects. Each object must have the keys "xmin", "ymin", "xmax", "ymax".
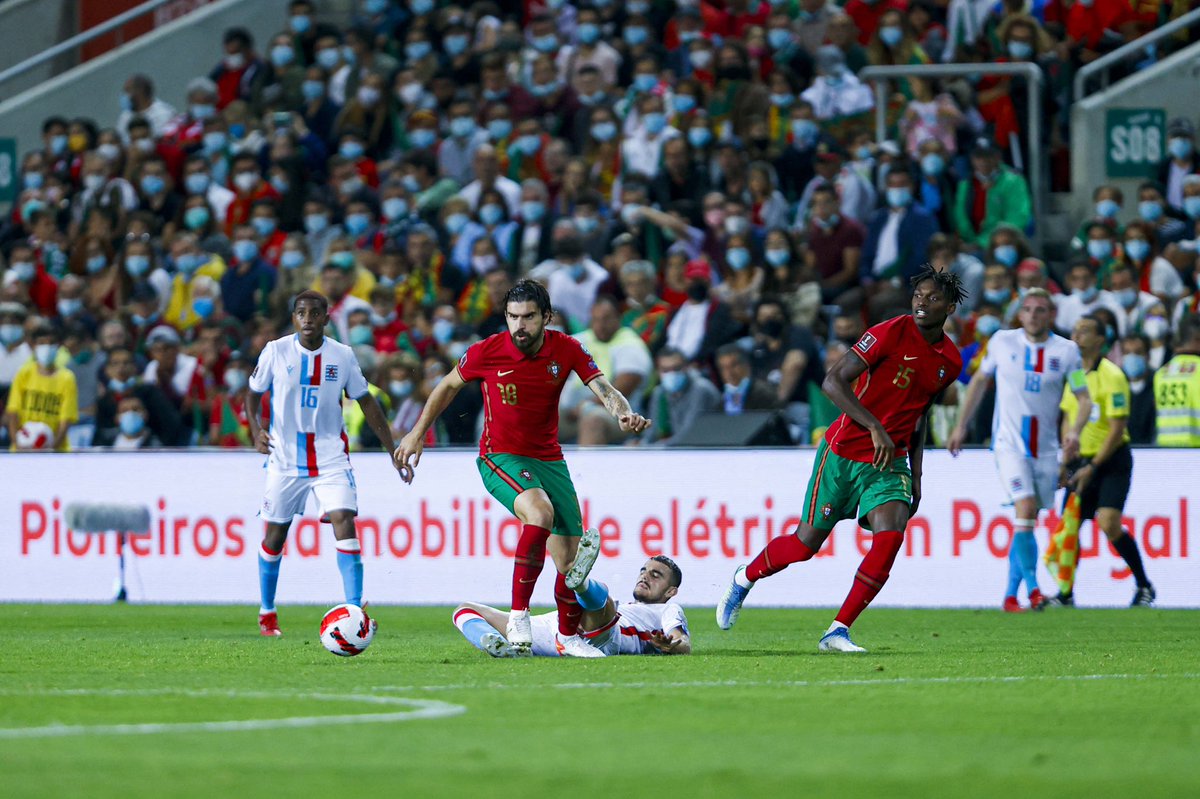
[
  {"xmin": 859, "ymin": 166, "xmax": 938, "ymax": 314},
  {"xmin": 641, "ymin": 346, "xmax": 721, "ymax": 446},
  {"xmin": 715, "ymin": 343, "xmax": 779, "ymax": 416},
  {"xmin": 1117, "ymin": 333, "xmax": 1157, "ymax": 445},
  {"xmin": 1114, "ymin": 221, "xmax": 1186, "ymax": 305},
  {"xmin": 665, "ymin": 259, "xmax": 739, "ymax": 365},
  {"xmin": 953, "ymin": 138, "xmax": 1031, "ymax": 251},
  {"xmin": 110, "ymin": 395, "xmax": 162, "ymax": 449},
  {"xmin": 1106, "ymin": 263, "xmax": 1158, "ymax": 338},
  {"xmin": 1054, "ymin": 260, "xmax": 1123, "ymax": 337},
  {"xmin": 542, "ymin": 232, "xmax": 609, "ymax": 332},
  {"xmin": 143, "ymin": 325, "xmax": 207, "ymax": 444},
  {"xmin": 0, "ymin": 303, "xmax": 31, "ymax": 412},
  {"xmin": 96, "ymin": 346, "xmax": 181, "ymax": 446},
  {"xmin": 220, "ymin": 224, "xmax": 276, "ymax": 323},
  {"xmin": 1157, "ymin": 117, "xmax": 1200, "ymax": 212},
  {"xmin": 1070, "ymin": 185, "xmax": 1125, "ymax": 253},
  {"xmin": 800, "ymin": 45, "xmax": 874, "ymax": 129},
  {"xmin": 745, "ymin": 296, "xmax": 824, "ymax": 411},
  {"xmin": 208, "ymin": 28, "xmax": 266, "ymax": 111},
  {"xmin": 5, "ymin": 324, "xmax": 77, "ymax": 452},
  {"xmin": 1132, "ymin": 181, "xmax": 1188, "ymax": 247}
]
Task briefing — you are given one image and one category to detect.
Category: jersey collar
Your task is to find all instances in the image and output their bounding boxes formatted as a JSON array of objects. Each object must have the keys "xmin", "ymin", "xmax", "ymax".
[
  {"xmin": 292, "ymin": 333, "xmax": 326, "ymax": 355},
  {"xmin": 501, "ymin": 329, "xmax": 550, "ymax": 361}
]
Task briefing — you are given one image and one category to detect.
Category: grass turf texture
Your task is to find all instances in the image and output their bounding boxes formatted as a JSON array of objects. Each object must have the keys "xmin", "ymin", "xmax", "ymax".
[{"xmin": 1, "ymin": 605, "xmax": 1195, "ymax": 799}]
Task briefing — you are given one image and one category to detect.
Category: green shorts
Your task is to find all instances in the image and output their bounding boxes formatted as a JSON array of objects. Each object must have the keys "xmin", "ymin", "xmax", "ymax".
[
  {"xmin": 802, "ymin": 439, "xmax": 913, "ymax": 532},
  {"xmin": 477, "ymin": 453, "xmax": 583, "ymax": 537}
]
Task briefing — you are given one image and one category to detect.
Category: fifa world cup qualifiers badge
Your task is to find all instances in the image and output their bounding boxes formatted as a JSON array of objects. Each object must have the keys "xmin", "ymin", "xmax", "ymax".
[{"xmin": 856, "ymin": 333, "xmax": 876, "ymax": 353}]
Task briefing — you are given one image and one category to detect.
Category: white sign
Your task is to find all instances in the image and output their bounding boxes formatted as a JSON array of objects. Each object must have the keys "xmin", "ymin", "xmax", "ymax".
[{"xmin": 1, "ymin": 450, "xmax": 1195, "ymax": 608}]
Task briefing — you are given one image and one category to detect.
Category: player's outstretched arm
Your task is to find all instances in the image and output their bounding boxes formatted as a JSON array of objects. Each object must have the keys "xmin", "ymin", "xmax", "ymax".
[
  {"xmin": 649, "ymin": 629, "xmax": 691, "ymax": 655},
  {"xmin": 394, "ymin": 367, "xmax": 467, "ymax": 483},
  {"xmin": 586, "ymin": 374, "xmax": 651, "ymax": 433},
  {"xmin": 245, "ymin": 391, "xmax": 271, "ymax": 454},
  {"xmin": 947, "ymin": 371, "xmax": 993, "ymax": 456},
  {"xmin": 822, "ymin": 349, "xmax": 894, "ymax": 470}
]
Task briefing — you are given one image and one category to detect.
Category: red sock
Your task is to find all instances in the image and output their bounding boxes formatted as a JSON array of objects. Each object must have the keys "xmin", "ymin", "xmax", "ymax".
[
  {"xmin": 511, "ymin": 524, "xmax": 550, "ymax": 611},
  {"xmin": 554, "ymin": 572, "xmax": 582, "ymax": 636},
  {"xmin": 745, "ymin": 534, "xmax": 817, "ymax": 582},
  {"xmin": 835, "ymin": 530, "xmax": 904, "ymax": 627}
]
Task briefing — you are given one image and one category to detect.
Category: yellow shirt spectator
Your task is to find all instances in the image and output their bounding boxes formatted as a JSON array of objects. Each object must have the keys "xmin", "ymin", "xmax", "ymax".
[
  {"xmin": 1060, "ymin": 357, "xmax": 1130, "ymax": 457},
  {"xmin": 6, "ymin": 359, "xmax": 79, "ymax": 452},
  {"xmin": 164, "ymin": 255, "xmax": 227, "ymax": 331}
]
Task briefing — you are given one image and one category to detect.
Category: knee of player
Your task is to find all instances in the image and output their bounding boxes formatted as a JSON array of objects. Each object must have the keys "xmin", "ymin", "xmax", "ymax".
[{"xmin": 522, "ymin": 498, "xmax": 555, "ymax": 528}]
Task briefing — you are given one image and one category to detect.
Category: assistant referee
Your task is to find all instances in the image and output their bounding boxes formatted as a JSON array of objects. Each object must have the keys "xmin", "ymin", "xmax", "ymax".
[{"xmin": 1058, "ymin": 314, "xmax": 1155, "ymax": 607}]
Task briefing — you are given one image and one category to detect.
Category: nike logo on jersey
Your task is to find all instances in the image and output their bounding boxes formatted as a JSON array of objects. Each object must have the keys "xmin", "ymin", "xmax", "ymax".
[
  {"xmin": 498, "ymin": 369, "xmax": 515, "ymax": 376},
  {"xmin": 903, "ymin": 355, "xmax": 918, "ymax": 361}
]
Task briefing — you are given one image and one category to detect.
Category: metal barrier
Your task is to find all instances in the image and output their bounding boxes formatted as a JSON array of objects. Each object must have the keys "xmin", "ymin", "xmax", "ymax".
[
  {"xmin": 0, "ymin": 0, "xmax": 178, "ymax": 92},
  {"xmin": 858, "ymin": 63, "xmax": 1045, "ymax": 251},
  {"xmin": 1074, "ymin": 8, "xmax": 1200, "ymax": 103}
]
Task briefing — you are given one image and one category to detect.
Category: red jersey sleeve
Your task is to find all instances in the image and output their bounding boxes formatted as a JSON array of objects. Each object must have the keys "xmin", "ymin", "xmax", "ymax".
[
  {"xmin": 850, "ymin": 318, "xmax": 898, "ymax": 370},
  {"xmin": 456, "ymin": 340, "xmax": 486, "ymax": 382},
  {"xmin": 567, "ymin": 336, "xmax": 603, "ymax": 384}
]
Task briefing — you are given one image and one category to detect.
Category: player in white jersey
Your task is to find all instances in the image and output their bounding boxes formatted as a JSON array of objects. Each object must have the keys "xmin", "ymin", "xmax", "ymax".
[
  {"xmin": 246, "ymin": 291, "xmax": 404, "ymax": 636},
  {"xmin": 452, "ymin": 556, "xmax": 691, "ymax": 657},
  {"xmin": 949, "ymin": 289, "xmax": 1092, "ymax": 612}
]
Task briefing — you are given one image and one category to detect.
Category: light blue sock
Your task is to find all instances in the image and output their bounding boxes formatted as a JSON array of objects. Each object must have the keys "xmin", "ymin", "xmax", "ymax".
[
  {"xmin": 454, "ymin": 609, "xmax": 501, "ymax": 652},
  {"xmin": 1013, "ymin": 531, "xmax": 1040, "ymax": 594},
  {"xmin": 336, "ymin": 541, "xmax": 363, "ymax": 606},
  {"xmin": 258, "ymin": 544, "xmax": 282, "ymax": 613},
  {"xmin": 1005, "ymin": 543, "xmax": 1023, "ymax": 598},
  {"xmin": 573, "ymin": 579, "xmax": 609, "ymax": 612}
]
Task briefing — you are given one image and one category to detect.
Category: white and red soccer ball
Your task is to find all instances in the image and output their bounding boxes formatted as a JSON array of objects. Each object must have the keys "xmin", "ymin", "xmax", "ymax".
[
  {"xmin": 15, "ymin": 421, "xmax": 53, "ymax": 450},
  {"xmin": 319, "ymin": 604, "xmax": 377, "ymax": 657}
]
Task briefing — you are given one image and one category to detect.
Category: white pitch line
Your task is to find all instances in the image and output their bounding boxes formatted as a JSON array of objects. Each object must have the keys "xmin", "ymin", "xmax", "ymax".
[
  {"xmin": 365, "ymin": 672, "xmax": 1200, "ymax": 694},
  {"xmin": 0, "ymin": 690, "xmax": 465, "ymax": 740}
]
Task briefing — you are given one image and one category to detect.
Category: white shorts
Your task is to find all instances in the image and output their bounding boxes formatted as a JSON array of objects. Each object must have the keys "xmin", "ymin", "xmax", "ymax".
[
  {"xmin": 995, "ymin": 451, "xmax": 1058, "ymax": 508},
  {"xmin": 260, "ymin": 469, "xmax": 357, "ymax": 524},
  {"xmin": 529, "ymin": 612, "xmax": 622, "ymax": 657}
]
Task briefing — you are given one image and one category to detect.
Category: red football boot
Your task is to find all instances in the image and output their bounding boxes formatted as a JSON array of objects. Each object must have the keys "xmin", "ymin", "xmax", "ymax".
[
  {"xmin": 1002, "ymin": 596, "xmax": 1024, "ymax": 613},
  {"xmin": 259, "ymin": 611, "xmax": 283, "ymax": 636},
  {"xmin": 1028, "ymin": 589, "xmax": 1047, "ymax": 611}
]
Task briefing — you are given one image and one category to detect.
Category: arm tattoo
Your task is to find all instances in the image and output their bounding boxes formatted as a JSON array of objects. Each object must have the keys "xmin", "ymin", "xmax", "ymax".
[{"xmin": 599, "ymin": 380, "xmax": 632, "ymax": 418}]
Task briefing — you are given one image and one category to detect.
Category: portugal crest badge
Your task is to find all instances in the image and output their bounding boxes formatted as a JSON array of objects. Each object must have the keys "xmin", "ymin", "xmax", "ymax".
[{"xmin": 548, "ymin": 361, "xmax": 560, "ymax": 378}]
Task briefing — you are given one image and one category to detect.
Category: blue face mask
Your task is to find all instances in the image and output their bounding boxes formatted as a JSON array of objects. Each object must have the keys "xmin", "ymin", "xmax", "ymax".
[
  {"xmin": 252, "ymin": 217, "xmax": 277, "ymax": 238},
  {"xmin": 301, "ymin": 80, "xmax": 325, "ymax": 102},
  {"xmin": 529, "ymin": 80, "xmax": 561, "ymax": 98},
  {"xmin": 886, "ymin": 186, "xmax": 912, "ymax": 208},
  {"xmin": 125, "ymin": 255, "xmax": 150, "ymax": 277},
  {"xmin": 118, "ymin": 410, "xmax": 146, "ymax": 437},
  {"xmin": 330, "ymin": 251, "xmax": 356, "ymax": 269},
  {"xmin": 139, "ymin": 172, "xmax": 165, "ymax": 194},
  {"xmin": 921, "ymin": 153, "xmax": 944, "ymax": 176},
  {"xmin": 1121, "ymin": 353, "xmax": 1148, "ymax": 380},
  {"xmin": 574, "ymin": 215, "xmax": 598, "ymax": 234},
  {"xmin": 1169, "ymin": 137, "xmax": 1193, "ymax": 160},
  {"xmin": 280, "ymin": 250, "xmax": 305, "ymax": 269},
  {"xmin": 383, "ymin": 197, "xmax": 408, "ymax": 220},
  {"xmin": 445, "ymin": 212, "xmax": 469, "ymax": 235},
  {"xmin": 444, "ymin": 33, "xmax": 469, "ymax": 56},
  {"xmin": 271, "ymin": 45, "xmax": 295, "ymax": 68},
  {"xmin": 366, "ymin": 0, "xmax": 389, "ymax": 14},
  {"xmin": 432, "ymin": 318, "xmax": 455, "ymax": 344},
  {"xmin": 726, "ymin": 247, "xmax": 751, "ymax": 271},
  {"xmin": 1124, "ymin": 239, "xmax": 1150, "ymax": 262},
  {"xmin": 450, "ymin": 117, "xmax": 476, "ymax": 138},
  {"xmin": 688, "ymin": 127, "xmax": 712, "ymax": 148},
  {"xmin": 410, "ymin": 129, "xmax": 437, "ymax": 149},
  {"xmin": 1184, "ymin": 196, "xmax": 1200, "ymax": 220},
  {"xmin": 770, "ymin": 93, "xmax": 794, "ymax": 108},
  {"xmin": 532, "ymin": 34, "xmax": 559, "ymax": 53},
  {"xmin": 0, "ymin": 324, "xmax": 24, "ymax": 346},
  {"xmin": 975, "ymin": 314, "xmax": 1002, "ymax": 339},
  {"xmin": 23, "ymin": 172, "xmax": 44, "ymax": 190},
  {"xmin": 674, "ymin": 95, "xmax": 696, "ymax": 114},
  {"xmin": 983, "ymin": 288, "xmax": 1012, "ymax": 305},
  {"xmin": 632, "ymin": 72, "xmax": 657, "ymax": 93},
  {"xmin": 1077, "ymin": 285, "xmax": 1099, "ymax": 303},
  {"xmin": 290, "ymin": 14, "xmax": 311, "ymax": 33},
  {"xmin": 411, "ymin": 0, "xmax": 434, "ymax": 13},
  {"xmin": 57, "ymin": 298, "xmax": 83, "ymax": 318},
  {"xmin": 767, "ymin": 29, "xmax": 792, "ymax": 50},
  {"xmin": 1115, "ymin": 287, "xmax": 1138, "ymax": 308},
  {"xmin": 50, "ymin": 134, "xmax": 68, "ymax": 155},
  {"xmin": 521, "ymin": 200, "xmax": 546, "ymax": 223},
  {"xmin": 625, "ymin": 27, "xmax": 650, "ymax": 47},
  {"xmin": 993, "ymin": 244, "xmax": 1019, "ymax": 267},
  {"xmin": 791, "ymin": 119, "xmax": 817, "ymax": 144},
  {"xmin": 339, "ymin": 141, "xmax": 365, "ymax": 160},
  {"xmin": 643, "ymin": 113, "xmax": 667, "ymax": 135},
  {"xmin": 406, "ymin": 41, "xmax": 432, "ymax": 61},
  {"xmin": 344, "ymin": 213, "xmax": 371, "ymax": 236},
  {"xmin": 349, "ymin": 325, "xmax": 375, "ymax": 347},
  {"xmin": 480, "ymin": 204, "xmax": 504, "ymax": 226},
  {"xmin": 660, "ymin": 370, "xmax": 687, "ymax": 394},
  {"xmin": 86, "ymin": 255, "xmax": 108, "ymax": 274},
  {"xmin": 1138, "ymin": 200, "xmax": 1163, "ymax": 222},
  {"xmin": 765, "ymin": 248, "xmax": 790, "ymax": 267},
  {"xmin": 1087, "ymin": 239, "xmax": 1113, "ymax": 261},
  {"xmin": 591, "ymin": 121, "xmax": 617, "ymax": 142},
  {"xmin": 1095, "ymin": 199, "xmax": 1120, "ymax": 219},
  {"xmin": 192, "ymin": 297, "xmax": 215, "ymax": 319},
  {"xmin": 879, "ymin": 26, "xmax": 902, "ymax": 48},
  {"xmin": 316, "ymin": 48, "xmax": 341, "ymax": 70},
  {"xmin": 488, "ymin": 119, "xmax": 513, "ymax": 141},
  {"xmin": 304, "ymin": 214, "xmax": 329, "ymax": 234},
  {"xmin": 1007, "ymin": 41, "xmax": 1033, "ymax": 60},
  {"xmin": 233, "ymin": 240, "xmax": 259, "ymax": 262},
  {"xmin": 515, "ymin": 134, "xmax": 541, "ymax": 155}
]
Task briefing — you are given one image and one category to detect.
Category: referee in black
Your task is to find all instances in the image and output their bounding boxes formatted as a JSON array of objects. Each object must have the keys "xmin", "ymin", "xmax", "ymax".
[{"xmin": 1057, "ymin": 314, "xmax": 1155, "ymax": 607}]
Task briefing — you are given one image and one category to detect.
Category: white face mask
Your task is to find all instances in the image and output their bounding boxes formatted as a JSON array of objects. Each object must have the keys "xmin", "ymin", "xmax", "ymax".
[
  {"xmin": 233, "ymin": 172, "xmax": 258, "ymax": 192},
  {"xmin": 35, "ymin": 343, "xmax": 58, "ymax": 367}
]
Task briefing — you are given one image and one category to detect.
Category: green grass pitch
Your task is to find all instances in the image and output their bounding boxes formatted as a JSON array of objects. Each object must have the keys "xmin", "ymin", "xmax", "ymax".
[{"xmin": 1, "ymin": 604, "xmax": 1196, "ymax": 799}]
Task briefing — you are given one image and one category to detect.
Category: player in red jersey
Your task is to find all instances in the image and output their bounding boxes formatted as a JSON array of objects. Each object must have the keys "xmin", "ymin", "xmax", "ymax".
[
  {"xmin": 396, "ymin": 279, "xmax": 651, "ymax": 657},
  {"xmin": 716, "ymin": 266, "xmax": 967, "ymax": 652}
]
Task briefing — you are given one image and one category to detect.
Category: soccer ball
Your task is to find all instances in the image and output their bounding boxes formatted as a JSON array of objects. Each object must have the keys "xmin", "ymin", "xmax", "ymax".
[
  {"xmin": 15, "ymin": 421, "xmax": 53, "ymax": 450},
  {"xmin": 319, "ymin": 604, "xmax": 377, "ymax": 657}
]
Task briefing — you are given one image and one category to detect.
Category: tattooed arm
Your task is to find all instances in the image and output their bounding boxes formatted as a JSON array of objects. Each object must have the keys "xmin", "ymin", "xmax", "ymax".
[{"xmin": 586, "ymin": 374, "xmax": 651, "ymax": 433}]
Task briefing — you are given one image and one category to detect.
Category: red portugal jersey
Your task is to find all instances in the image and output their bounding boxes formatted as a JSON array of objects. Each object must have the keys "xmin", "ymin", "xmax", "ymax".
[
  {"xmin": 825, "ymin": 314, "xmax": 962, "ymax": 463},
  {"xmin": 456, "ymin": 329, "xmax": 603, "ymax": 460}
]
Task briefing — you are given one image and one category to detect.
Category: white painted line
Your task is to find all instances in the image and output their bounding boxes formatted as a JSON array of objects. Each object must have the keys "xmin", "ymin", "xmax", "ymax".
[{"xmin": 0, "ymin": 689, "xmax": 465, "ymax": 740}]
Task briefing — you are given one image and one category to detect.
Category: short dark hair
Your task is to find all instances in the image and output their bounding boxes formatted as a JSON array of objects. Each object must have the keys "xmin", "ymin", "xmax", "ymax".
[
  {"xmin": 1179, "ymin": 313, "xmax": 1200, "ymax": 345},
  {"xmin": 1081, "ymin": 312, "xmax": 1115, "ymax": 348},
  {"xmin": 503, "ymin": 279, "xmax": 551, "ymax": 316},
  {"xmin": 910, "ymin": 263, "xmax": 967, "ymax": 305},
  {"xmin": 292, "ymin": 289, "xmax": 328, "ymax": 313},
  {"xmin": 715, "ymin": 342, "xmax": 749, "ymax": 364},
  {"xmin": 650, "ymin": 555, "xmax": 683, "ymax": 588},
  {"xmin": 31, "ymin": 323, "xmax": 59, "ymax": 343},
  {"xmin": 224, "ymin": 27, "xmax": 253, "ymax": 49}
]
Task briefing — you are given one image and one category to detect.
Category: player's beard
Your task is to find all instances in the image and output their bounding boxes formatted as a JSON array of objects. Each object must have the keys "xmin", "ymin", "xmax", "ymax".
[{"xmin": 511, "ymin": 327, "xmax": 543, "ymax": 353}]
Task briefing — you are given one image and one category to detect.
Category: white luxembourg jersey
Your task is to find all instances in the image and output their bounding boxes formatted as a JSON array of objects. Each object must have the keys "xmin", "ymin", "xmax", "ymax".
[
  {"xmin": 979, "ymin": 329, "xmax": 1085, "ymax": 459},
  {"xmin": 596, "ymin": 601, "xmax": 690, "ymax": 655},
  {"xmin": 249, "ymin": 335, "xmax": 369, "ymax": 476}
]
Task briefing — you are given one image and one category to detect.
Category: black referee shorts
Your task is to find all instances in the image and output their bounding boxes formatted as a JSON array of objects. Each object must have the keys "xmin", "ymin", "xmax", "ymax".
[{"xmin": 1069, "ymin": 444, "xmax": 1133, "ymax": 520}]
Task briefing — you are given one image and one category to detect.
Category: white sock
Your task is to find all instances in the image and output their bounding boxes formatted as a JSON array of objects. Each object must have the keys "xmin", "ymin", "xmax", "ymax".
[
  {"xmin": 260, "ymin": 606, "xmax": 275, "ymax": 615},
  {"xmin": 734, "ymin": 566, "xmax": 753, "ymax": 589},
  {"xmin": 826, "ymin": 621, "xmax": 848, "ymax": 634}
]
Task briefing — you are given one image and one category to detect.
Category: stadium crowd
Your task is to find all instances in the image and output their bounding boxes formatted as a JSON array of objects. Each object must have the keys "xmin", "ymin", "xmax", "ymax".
[{"xmin": 2, "ymin": 0, "xmax": 1199, "ymax": 452}]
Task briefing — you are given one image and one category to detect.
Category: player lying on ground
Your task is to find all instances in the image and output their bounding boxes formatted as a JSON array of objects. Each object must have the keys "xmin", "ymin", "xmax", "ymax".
[
  {"xmin": 717, "ymin": 265, "xmax": 965, "ymax": 653},
  {"xmin": 453, "ymin": 555, "xmax": 691, "ymax": 657},
  {"xmin": 396, "ymin": 279, "xmax": 650, "ymax": 658}
]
